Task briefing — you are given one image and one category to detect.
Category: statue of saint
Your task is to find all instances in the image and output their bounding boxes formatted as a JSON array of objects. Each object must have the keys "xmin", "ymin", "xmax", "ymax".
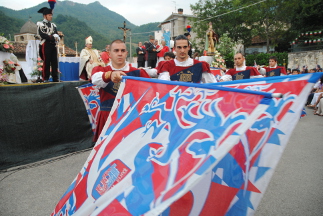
[{"xmin": 205, "ymin": 22, "xmax": 219, "ymax": 55}]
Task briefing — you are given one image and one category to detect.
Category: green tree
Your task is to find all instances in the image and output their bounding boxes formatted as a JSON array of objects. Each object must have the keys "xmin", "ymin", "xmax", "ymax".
[
  {"xmin": 242, "ymin": 0, "xmax": 292, "ymax": 52},
  {"xmin": 0, "ymin": 11, "xmax": 24, "ymax": 40},
  {"xmin": 189, "ymin": 0, "xmax": 304, "ymax": 53},
  {"xmin": 54, "ymin": 14, "xmax": 110, "ymax": 51},
  {"xmin": 216, "ymin": 33, "xmax": 236, "ymax": 68},
  {"xmin": 190, "ymin": 0, "xmax": 254, "ymax": 47},
  {"xmin": 289, "ymin": 0, "xmax": 323, "ymax": 33}
]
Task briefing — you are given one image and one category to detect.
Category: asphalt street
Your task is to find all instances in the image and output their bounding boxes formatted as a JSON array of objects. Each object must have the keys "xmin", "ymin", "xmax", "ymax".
[{"xmin": 0, "ymin": 107, "xmax": 322, "ymax": 216}]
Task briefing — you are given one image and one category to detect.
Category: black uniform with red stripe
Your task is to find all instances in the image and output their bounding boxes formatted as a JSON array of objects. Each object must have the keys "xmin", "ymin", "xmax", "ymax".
[{"xmin": 37, "ymin": 20, "xmax": 59, "ymax": 82}]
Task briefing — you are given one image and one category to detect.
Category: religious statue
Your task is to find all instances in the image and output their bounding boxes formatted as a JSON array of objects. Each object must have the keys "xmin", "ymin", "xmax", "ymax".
[{"xmin": 205, "ymin": 22, "xmax": 219, "ymax": 55}]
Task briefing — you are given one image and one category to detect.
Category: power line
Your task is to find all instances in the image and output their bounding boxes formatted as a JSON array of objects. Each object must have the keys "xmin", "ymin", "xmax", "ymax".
[
  {"xmin": 131, "ymin": 31, "xmax": 156, "ymax": 35},
  {"xmin": 195, "ymin": 0, "xmax": 267, "ymax": 23},
  {"xmin": 128, "ymin": 0, "xmax": 267, "ymax": 37}
]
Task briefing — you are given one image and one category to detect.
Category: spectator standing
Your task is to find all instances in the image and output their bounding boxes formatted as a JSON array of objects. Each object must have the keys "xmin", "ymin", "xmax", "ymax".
[
  {"xmin": 100, "ymin": 45, "xmax": 110, "ymax": 65},
  {"xmin": 147, "ymin": 35, "xmax": 158, "ymax": 68},
  {"xmin": 136, "ymin": 42, "xmax": 146, "ymax": 68}
]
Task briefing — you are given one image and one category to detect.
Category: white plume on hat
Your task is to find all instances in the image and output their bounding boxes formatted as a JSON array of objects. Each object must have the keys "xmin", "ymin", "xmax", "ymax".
[{"xmin": 85, "ymin": 36, "xmax": 93, "ymax": 45}]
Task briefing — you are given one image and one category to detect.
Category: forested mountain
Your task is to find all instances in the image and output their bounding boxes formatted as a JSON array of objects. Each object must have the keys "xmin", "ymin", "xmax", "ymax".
[
  {"xmin": 55, "ymin": 14, "xmax": 110, "ymax": 50},
  {"xmin": 132, "ymin": 22, "xmax": 160, "ymax": 43},
  {"xmin": 0, "ymin": 0, "xmax": 160, "ymax": 54},
  {"xmin": 0, "ymin": 11, "xmax": 25, "ymax": 40}
]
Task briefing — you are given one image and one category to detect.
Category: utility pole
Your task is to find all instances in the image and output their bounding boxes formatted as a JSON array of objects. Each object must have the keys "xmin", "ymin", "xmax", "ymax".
[
  {"xmin": 172, "ymin": 1, "xmax": 176, "ymax": 12},
  {"xmin": 129, "ymin": 30, "xmax": 132, "ymax": 63}
]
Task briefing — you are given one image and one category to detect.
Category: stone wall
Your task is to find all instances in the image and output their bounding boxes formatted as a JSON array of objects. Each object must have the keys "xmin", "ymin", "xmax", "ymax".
[{"xmin": 288, "ymin": 50, "xmax": 323, "ymax": 69}]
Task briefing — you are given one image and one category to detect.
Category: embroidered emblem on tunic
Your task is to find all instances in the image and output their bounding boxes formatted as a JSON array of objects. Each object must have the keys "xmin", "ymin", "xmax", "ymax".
[
  {"xmin": 235, "ymin": 73, "xmax": 244, "ymax": 80},
  {"xmin": 178, "ymin": 70, "xmax": 193, "ymax": 82},
  {"xmin": 112, "ymin": 82, "xmax": 121, "ymax": 93},
  {"xmin": 269, "ymin": 71, "xmax": 275, "ymax": 77}
]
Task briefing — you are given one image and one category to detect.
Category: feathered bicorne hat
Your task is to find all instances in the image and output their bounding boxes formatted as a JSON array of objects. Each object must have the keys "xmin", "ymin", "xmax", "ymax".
[
  {"xmin": 37, "ymin": 7, "xmax": 52, "ymax": 15},
  {"xmin": 37, "ymin": 0, "xmax": 56, "ymax": 15}
]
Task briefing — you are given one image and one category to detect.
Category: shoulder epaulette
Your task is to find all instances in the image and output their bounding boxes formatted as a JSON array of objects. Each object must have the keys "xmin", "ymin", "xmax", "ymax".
[{"xmin": 37, "ymin": 21, "xmax": 44, "ymax": 27}]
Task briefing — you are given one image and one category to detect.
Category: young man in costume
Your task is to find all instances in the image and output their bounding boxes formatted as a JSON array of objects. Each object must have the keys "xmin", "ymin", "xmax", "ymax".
[
  {"xmin": 263, "ymin": 56, "xmax": 287, "ymax": 77},
  {"xmin": 225, "ymin": 53, "xmax": 263, "ymax": 80},
  {"xmin": 37, "ymin": 7, "xmax": 60, "ymax": 82},
  {"xmin": 91, "ymin": 39, "xmax": 150, "ymax": 142},
  {"xmin": 157, "ymin": 35, "xmax": 216, "ymax": 83},
  {"xmin": 79, "ymin": 36, "xmax": 105, "ymax": 80}
]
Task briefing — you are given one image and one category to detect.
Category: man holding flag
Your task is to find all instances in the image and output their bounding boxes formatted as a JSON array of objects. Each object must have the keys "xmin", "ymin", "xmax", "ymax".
[
  {"xmin": 91, "ymin": 39, "xmax": 150, "ymax": 141},
  {"xmin": 226, "ymin": 53, "xmax": 263, "ymax": 80},
  {"xmin": 264, "ymin": 56, "xmax": 287, "ymax": 77},
  {"xmin": 157, "ymin": 34, "xmax": 216, "ymax": 83}
]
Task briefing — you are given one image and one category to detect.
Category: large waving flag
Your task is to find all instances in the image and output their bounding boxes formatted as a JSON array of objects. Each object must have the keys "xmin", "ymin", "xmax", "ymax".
[
  {"xmin": 52, "ymin": 73, "xmax": 321, "ymax": 216},
  {"xmin": 161, "ymin": 73, "xmax": 322, "ymax": 215},
  {"xmin": 77, "ymin": 83, "xmax": 100, "ymax": 133},
  {"xmin": 52, "ymin": 77, "xmax": 280, "ymax": 216}
]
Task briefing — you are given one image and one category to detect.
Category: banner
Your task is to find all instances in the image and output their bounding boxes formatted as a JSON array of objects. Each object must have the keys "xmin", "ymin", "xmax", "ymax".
[
  {"xmin": 77, "ymin": 83, "xmax": 100, "ymax": 133},
  {"xmin": 52, "ymin": 77, "xmax": 280, "ymax": 216},
  {"xmin": 161, "ymin": 73, "xmax": 322, "ymax": 215}
]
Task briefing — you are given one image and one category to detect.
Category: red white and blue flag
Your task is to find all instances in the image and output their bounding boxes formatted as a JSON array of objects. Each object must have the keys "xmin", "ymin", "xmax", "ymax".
[
  {"xmin": 161, "ymin": 72, "xmax": 321, "ymax": 215},
  {"xmin": 77, "ymin": 83, "xmax": 100, "ymax": 133},
  {"xmin": 52, "ymin": 73, "xmax": 322, "ymax": 216}
]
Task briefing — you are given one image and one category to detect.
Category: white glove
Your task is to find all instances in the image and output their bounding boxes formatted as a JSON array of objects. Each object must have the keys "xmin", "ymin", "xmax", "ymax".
[{"xmin": 53, "ymin": 34, "xmax": 60, "ymax": 41}]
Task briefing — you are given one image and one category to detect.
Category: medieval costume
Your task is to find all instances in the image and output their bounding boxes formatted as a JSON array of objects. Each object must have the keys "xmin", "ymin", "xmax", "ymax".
[
  {"xmin": 264, "ymin": 66, "xmax": 287, "ymax": 77},
  {"xmin": 91, "ymin": 64, "xmax": 150, "ymax": 141},
  {"xmin": 158, "ymin": 58, "xmax": 216, "ymax": 83},
  {"xmin": 226, "ymin": 66, "xmax": 262, "ymax": 80}
]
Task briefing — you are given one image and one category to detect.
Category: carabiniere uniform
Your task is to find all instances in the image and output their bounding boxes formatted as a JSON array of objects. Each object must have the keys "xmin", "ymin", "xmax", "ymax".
[{"xmin": 37, "ymin": 7, "xmax": 59, "ymax": 82}]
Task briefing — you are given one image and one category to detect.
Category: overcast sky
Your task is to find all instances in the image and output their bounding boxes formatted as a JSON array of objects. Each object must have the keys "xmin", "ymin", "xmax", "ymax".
[{"xmin": 0, "ymin": 0, "xmax": 197, "ymax": 26}]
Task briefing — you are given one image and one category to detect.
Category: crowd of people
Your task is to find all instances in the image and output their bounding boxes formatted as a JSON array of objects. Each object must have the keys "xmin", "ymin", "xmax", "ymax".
[
  {"xmin": 35, "ymin": 6, "xmax": 321, "ymax": 141},
  {"xmin": 77, "ymin": 33, "xmax": 323, "ymax": 140},
  {"xmin": 307, "ymin": 75, "xmax": 323, "ymax": 117}
]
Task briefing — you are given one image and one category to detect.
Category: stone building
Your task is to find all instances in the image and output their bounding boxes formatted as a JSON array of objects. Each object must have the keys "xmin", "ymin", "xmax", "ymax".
[
  {"xmin": 157, "ymin": 8, "xmax": 196, "ymax": 40},
  {"xmin": 14, "ymin": 19, "xmax": 37, "ymax": 43}
]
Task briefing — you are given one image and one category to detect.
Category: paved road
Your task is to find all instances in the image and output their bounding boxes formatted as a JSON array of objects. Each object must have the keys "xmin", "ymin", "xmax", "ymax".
[{"xmin": 0, "ymin": 107, "xmax": 322, "ymax": 216}]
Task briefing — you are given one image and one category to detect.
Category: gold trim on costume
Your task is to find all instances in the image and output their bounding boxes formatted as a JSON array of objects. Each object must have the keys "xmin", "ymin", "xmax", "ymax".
[
  {"xmin": 178, "ymin": 70, "xmax": 193, "ymax": 82},
  {"xmin": 235, "ymin": 73, "xmax": 244, "ymax": 80}
]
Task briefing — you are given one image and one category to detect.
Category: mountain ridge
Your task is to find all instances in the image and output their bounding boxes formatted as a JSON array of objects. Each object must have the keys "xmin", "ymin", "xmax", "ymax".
[{"xmin": 0, "ymin": 0, "xmax": 161, "ymax": 54}]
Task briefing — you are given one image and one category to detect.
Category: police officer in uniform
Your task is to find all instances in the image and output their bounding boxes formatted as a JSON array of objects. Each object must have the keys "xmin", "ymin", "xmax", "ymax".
[{"xmin": 37, "ymin": 7, "xmax": 60, "ymax": 82}]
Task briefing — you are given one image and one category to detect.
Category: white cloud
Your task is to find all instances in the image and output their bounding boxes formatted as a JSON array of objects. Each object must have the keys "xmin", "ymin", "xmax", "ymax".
[{"xmin": 0, "ymin": 0, "xmax": 196, "ymax": 26}]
